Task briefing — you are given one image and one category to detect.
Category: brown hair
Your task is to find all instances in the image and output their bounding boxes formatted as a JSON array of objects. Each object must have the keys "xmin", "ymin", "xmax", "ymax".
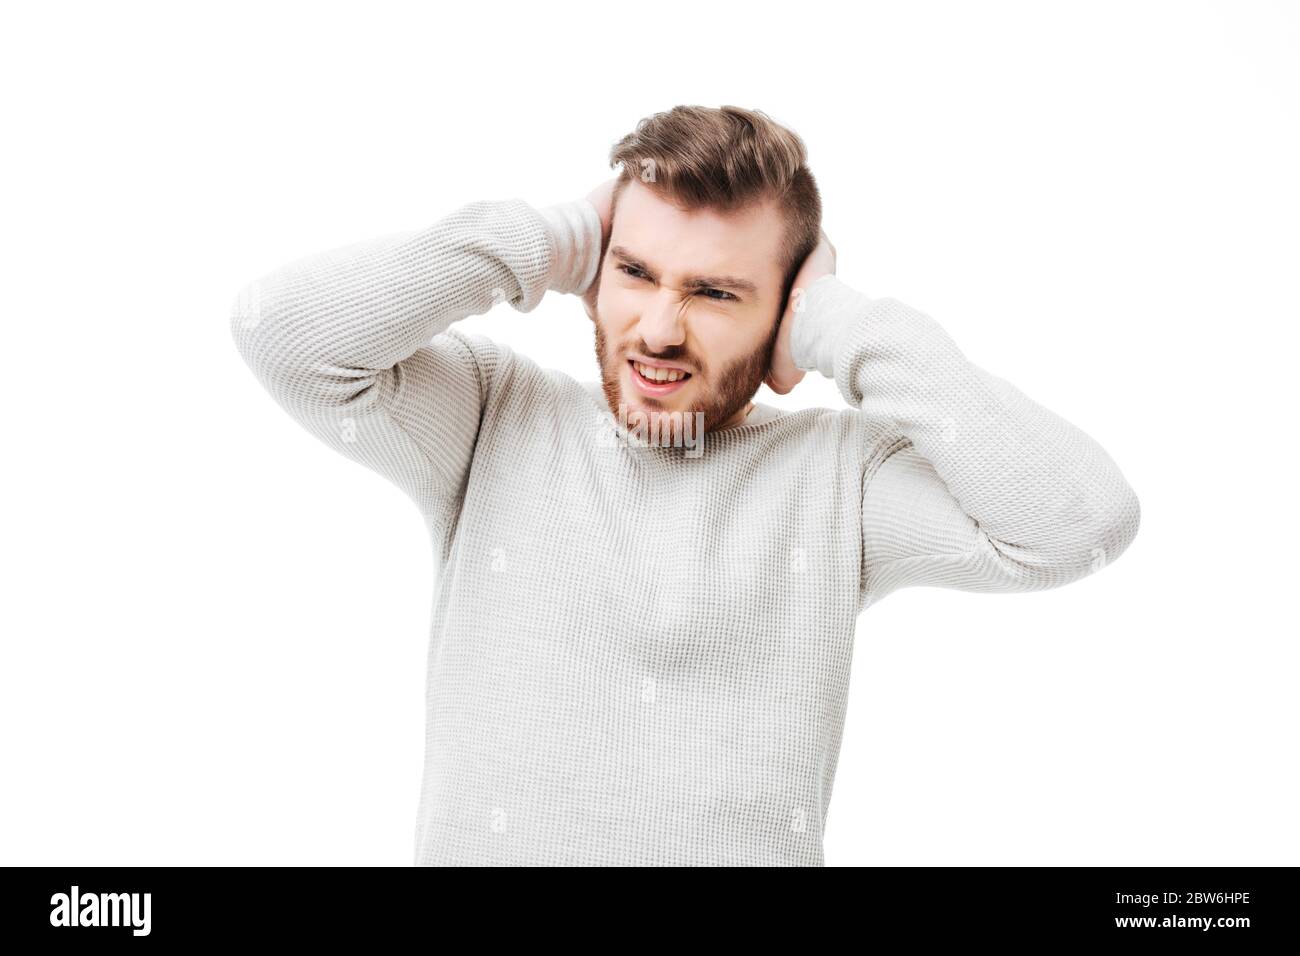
[{"xmin": 607, "ymin": 104, "xmax": 822, "ymax": 315}]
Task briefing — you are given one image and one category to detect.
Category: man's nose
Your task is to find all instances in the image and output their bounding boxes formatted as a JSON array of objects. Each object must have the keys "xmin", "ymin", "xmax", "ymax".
[{"xmin": 637, "ymin": 291, "xmax": 689, "ymax": 353}]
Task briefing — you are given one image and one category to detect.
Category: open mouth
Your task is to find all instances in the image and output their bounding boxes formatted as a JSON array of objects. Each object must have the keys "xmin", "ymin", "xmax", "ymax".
[{"xmin": 628, "ymin": 359, "xmax": 692, "ymax": 396}]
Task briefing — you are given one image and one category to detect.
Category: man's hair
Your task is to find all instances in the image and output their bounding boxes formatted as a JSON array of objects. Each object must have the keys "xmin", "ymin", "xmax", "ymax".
[{"xmin": 607, "ymin": 104, "xmax": 822, "ymax": 315}]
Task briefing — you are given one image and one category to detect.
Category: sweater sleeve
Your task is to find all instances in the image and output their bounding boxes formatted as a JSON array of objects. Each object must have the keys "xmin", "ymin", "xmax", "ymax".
[
  {"xmin": 229, "ymin": 196, "xmax": 603, "ymax": 522},
  {"xmin": 788, "ymin": 274, "xmax": 1141, "ymax": 608}
]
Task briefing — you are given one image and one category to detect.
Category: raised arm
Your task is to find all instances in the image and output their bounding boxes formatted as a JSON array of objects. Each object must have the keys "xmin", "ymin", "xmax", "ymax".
[
  {"xmin": 229, "ymin": 196, "xmax": 602, "ymax": 524},
  {"xmin": 789, "ymin": 274, "xmax": 1141, "ymax": 609}
]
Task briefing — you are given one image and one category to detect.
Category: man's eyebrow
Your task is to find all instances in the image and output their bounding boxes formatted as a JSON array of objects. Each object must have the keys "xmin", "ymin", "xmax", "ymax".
[{"xmin": 608, "ymin": 245, "xmax": 759, "ymax": 296}]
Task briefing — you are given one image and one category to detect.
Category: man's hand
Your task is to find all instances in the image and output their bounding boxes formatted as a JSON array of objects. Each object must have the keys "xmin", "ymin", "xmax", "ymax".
[
  {"xmin": 581, "ymin": 178, "xmax": 617, "ymax": 320},
  {"xmin": 765, "ymin": 229, "xmax": 836, "ymax": 395}
]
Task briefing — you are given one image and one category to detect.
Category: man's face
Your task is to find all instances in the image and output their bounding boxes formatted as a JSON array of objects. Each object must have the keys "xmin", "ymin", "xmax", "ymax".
[{"xmin": 588, "ymin": 179, "xmax": 787, "ymax": 435}]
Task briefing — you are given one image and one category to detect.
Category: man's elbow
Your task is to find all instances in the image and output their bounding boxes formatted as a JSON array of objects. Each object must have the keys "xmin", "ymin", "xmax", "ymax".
[
  {"xmin": 230, "ymin": 280, "xmax": 269, "ymax": 369},
  {"xmin": 985, "ymin": 482, "xmax": 1141, "ymax": 592},
  {"xmin": 1046, "ymin": 482, "xmax": 1142, "ymax": 587},
  {"xmin": 1086, "ymin": 482, "xmax": 1141, "ymax": 577}
]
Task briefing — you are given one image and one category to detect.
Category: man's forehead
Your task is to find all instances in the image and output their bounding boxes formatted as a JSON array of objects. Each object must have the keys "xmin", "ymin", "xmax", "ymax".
[{"xmin": 611, "ymin": 181, "xmax": 784, "ymax": 291}]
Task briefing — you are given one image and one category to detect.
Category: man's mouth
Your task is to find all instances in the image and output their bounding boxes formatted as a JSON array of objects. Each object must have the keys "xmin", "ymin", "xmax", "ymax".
[{"xmin": 628, "ymin": 359, "xmax": 692, "ymax": 396}]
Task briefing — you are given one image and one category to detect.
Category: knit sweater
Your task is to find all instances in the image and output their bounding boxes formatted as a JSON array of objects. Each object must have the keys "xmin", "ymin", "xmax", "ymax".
[{"xmin": 229, "ymin": 195, "xmax": 1141, "ymax": 866}]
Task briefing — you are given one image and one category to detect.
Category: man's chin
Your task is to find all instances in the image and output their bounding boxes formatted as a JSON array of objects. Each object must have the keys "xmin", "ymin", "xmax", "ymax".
[
  {"xmin": 615, "ymin": 397, "xmax": 684, "ymax": 422},
  {"xmin": 604, "ymin": 385, "xmax": 696, "ymax": 427}
]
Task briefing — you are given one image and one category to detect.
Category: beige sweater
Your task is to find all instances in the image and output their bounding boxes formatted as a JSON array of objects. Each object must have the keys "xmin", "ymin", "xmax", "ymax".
[{"xmin": 230, "ymin": 195, "xmax": 1140, "ymax": 866}]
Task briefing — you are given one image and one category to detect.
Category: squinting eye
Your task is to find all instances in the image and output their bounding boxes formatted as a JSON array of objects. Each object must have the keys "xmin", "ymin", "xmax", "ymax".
[{"xmin": 618, "ymin": 264, "xmax": 737, "ymax": 303}]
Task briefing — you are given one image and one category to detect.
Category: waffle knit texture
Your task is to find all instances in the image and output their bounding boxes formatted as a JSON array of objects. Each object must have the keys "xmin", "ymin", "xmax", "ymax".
[{"xmin": 230, "ymin": 195, "xmax": 1141, "ymax": 866}]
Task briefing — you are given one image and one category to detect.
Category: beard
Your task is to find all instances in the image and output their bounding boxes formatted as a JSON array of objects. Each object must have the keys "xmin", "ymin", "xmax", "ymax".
[{"xmin": 593, "ymin": 314, "xmax": 779, "ymax": 437}]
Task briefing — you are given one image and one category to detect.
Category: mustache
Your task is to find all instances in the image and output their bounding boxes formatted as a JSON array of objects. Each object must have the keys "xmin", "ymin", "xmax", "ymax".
[{"xmin": 627, "ymin": 347, "xmax": 692, "ymax": 364}]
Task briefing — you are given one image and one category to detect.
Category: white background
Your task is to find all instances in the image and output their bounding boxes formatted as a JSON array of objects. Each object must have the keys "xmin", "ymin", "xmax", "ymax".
[{"xmin": 2, "ymin": 0, "xmax": 1296, "ymax": 866}]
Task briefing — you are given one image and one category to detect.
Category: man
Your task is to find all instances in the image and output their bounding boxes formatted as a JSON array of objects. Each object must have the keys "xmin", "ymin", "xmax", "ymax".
[{"xmin": 230, "ymin": 104, "xmax": 1140, "ymax": 866}]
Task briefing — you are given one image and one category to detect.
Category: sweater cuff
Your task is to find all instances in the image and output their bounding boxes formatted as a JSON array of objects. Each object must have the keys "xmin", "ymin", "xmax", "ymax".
[
  {"xmin": 538, "ymin": 198, "xmax": 603, "ymax": 296},
  {"xmin": 788, "ymin": 274, "xmax": 874, "ymax": 379}
]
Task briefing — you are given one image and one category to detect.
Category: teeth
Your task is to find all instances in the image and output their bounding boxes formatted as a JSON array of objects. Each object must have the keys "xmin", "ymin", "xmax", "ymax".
[{"xmin": 634, "ymin": 362, "xmax": 687, "ymax": 383}]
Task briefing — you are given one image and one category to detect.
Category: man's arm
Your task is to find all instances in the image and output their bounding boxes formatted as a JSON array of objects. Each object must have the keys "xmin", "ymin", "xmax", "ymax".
[
  {"xmin": 789, "ymin": 275, "xmax": 1141, "ymax": 609},
  {"xmin": 229, "ymin": 197, "xmax": 602, "ymax": 522}
]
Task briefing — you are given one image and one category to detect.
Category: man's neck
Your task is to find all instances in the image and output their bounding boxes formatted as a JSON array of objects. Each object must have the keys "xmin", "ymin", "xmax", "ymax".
[{"xmin": 715, "ymin": 400, "xmax": 756, "ymax": 432}]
